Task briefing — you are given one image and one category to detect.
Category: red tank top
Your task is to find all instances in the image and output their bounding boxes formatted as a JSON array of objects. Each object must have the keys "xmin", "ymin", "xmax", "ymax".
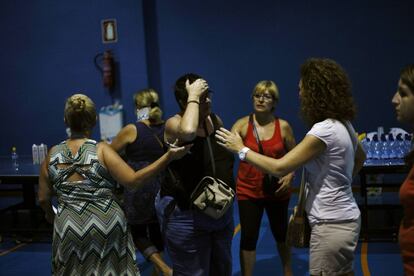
[
  {"xmin": 236, "ymin": 117, "xmax": 290, "ymax": 200},
  {"xmin": 399, "ymin": 165, "xmax": 414, "ymax": 275}
]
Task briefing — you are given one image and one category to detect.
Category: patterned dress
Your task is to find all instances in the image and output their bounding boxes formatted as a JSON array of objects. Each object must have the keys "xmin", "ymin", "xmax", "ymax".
[{"xmin": 48, "ymin": 139, "xmax": 140, "ymax": 276}]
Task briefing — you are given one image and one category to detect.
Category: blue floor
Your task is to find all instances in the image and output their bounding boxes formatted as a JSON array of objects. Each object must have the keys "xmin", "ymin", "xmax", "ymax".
[{"xmin": 0, "ymin": 198, "xmax": 404, "ymax": 276}]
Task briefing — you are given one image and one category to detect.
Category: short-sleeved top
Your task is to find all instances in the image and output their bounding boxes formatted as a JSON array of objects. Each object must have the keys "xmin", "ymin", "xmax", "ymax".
[
  {"xmin": 160, "ymin": 114, "xmax": 235, "ymax": 209},
  {"xmin": 236, "ymin": 117, "xmax": 289, "ymax": 200},
  {"xmin": 305, "ymin": 119, "xmax": 360, "ymax": 225}
]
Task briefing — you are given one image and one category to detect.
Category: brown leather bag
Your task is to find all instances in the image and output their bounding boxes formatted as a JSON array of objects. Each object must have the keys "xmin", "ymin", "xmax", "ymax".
[{"xmin": 287, "ymin": 169, "xmax": 311, "ymax": 248}]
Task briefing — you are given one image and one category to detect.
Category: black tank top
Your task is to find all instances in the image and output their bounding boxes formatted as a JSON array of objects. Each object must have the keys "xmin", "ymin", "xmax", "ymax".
[
  {"xmin": 125, "ymin": 122, "xmax": 165, "ymax": 163},
  {"xmin": 161, "ymin": 114, "xmax": 234, "ymax": 209}
]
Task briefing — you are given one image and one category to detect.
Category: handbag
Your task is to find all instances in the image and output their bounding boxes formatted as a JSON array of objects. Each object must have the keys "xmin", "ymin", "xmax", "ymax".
[
  {"xmin": 249, "ymin": 114, "xmax": 280, "ymax": 195},
  {"xmin": 189, "ymin": 122, "xmax": 235, "ymax": 219},
  {"xmin": 287, "ymin": 168, "xmax": 311, "ymax": 248}
]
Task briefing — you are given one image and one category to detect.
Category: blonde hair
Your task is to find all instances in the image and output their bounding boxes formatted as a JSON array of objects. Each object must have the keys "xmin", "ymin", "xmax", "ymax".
[
  {"xmin": 133, "ymin": 88, "xmax": 163, "ymax": 122},
  {"xmin": 64, "ymin": 94, "xmax": 96, "ymax": 133},
  {"xmin": 252, "ymin": 80, "xmax": 279, "ymax": 102}
]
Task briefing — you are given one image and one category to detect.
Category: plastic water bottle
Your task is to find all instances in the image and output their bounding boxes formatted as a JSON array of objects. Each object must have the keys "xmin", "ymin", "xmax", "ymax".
[
  {"xmin": 362, "ymin": 138, "xmax": 372, "ymax": 165},
  {"xmin": 371, "ymin": 135, "xmax": 381, "ymax": 165},
  {"xmin": 11, "ymin": 146, "xmax": 19, "ymax": 171},
  {"xmin": 38, "ymin": 143, "xmax": 45, "ymax": 164},
  {"xmin": 404, "ymin": 134, "xmax": 413, "ymax": 155},
  {"xmin": 32, "ymin": 144, "xmax": 39, "ymax": 164},
  {"xmin": 387, "ymin": 134, "xmax": 398, "ymax": 165},
  {"xmin": 380, "ymin": 134, "xmax": 389, "ymax": 164}
]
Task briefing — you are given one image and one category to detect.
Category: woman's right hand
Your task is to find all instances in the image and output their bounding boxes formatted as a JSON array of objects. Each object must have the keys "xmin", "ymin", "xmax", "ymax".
[{"xmin": 166, "ymin": 140, "xmax": 192, "ymax": 161}]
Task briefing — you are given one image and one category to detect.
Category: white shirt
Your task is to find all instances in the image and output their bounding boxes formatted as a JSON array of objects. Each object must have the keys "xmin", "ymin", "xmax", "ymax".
[{"xmin": 305, "ymin": 119, "xmax": 360, "ymax": 225}]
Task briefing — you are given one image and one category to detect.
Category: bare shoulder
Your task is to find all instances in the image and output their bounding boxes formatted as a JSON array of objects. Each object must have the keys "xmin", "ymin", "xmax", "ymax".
[
  {"xmin": 164, "ymin": 114, "xmax": 182, "ymax": 142},
  {"xmin": 124, "ymin": 123, "xmax": 137, "ymax": 132},
  {"xmin": 48, "ymin": 145, "xmax": 58, "ymax": 154},
  {"xmin": 165, "ymin": 114, "xmax": 181, "ymax": 128},
  {"xmin": 97, "ymin": 141, "xmax": 111, "ymax": 155},
  {"xmin": 232, "ymin": 115, "xmax": 249, "ymax": 136},
  {"xmin": 96, "ymin": 141, "xmax": 112, "ymax": 165},
  {"xmin": 278, "ymin": 118, "xmax": 293, "ymax": 132}
]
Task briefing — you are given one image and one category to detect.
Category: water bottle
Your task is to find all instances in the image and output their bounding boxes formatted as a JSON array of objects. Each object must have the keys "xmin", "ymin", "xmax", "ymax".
[
  {"xmin": 380, "ymin": 134, "xmax": 389, "ymax": 164},
  {"xmin": 11, "ymin": 146, "xmax": 19, "ymax": 171},
  {"xmin": 32, "ymin": 144, "xmax": 39, "ymax": 164},
  {"xmin": 38, "ymin": 143, "xmax": 45, "ymax": 164},
  {"xmin": 361, "ymin": 138, "xmax": 372, "ymax": 165},
  {"xmin": 387, "ymin": 134, "xmax": 398, "ymax": 165},
  {"xmin": 404, "ymin": 134, "xmax": 413, "ymax": 156},
  {"xmin": 396, "ymin": 134, "xmax": 406, "ymax": 164},
  {"xmin": 371, "ymin": 135, "xmax": 381, "ymax": 165}
]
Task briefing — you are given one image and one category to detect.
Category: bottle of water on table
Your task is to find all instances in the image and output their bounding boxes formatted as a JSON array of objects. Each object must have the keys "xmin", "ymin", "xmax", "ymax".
[{"xmin": 11, "ymin": 146, "xmax": 19, "ymax": 171}]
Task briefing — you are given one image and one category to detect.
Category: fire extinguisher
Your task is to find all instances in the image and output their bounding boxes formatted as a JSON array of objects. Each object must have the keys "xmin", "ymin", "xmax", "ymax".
[{"xmin": 94, "ymin": 50, "xmax": 115, "ymax": 89}]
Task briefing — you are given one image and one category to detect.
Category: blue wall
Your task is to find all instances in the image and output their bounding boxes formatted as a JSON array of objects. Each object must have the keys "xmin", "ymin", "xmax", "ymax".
[
  {"xmin": 0, "ymin": 0, "xmax": 148, "ymax": 155},
  {"xmin": 1, "ymin": 0, "xmax": 413, "ymax": 155}
]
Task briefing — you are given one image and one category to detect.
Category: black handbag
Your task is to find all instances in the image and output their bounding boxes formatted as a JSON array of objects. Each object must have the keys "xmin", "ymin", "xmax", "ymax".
[{"xmin": 249, "ymin": 114, "xmax": 280, "ymax": 195}]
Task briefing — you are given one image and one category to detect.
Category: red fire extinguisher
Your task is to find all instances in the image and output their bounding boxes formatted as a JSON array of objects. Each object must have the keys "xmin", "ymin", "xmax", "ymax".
[{"xmin": 94, "ymin": 50, "xmax": 115, "ymax": 89}]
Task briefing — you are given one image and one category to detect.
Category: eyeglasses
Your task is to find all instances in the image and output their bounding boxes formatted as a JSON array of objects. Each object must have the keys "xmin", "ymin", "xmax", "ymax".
[{"xmin": 253, "ymin": 93, "xmax": 273, "ymax": 101}]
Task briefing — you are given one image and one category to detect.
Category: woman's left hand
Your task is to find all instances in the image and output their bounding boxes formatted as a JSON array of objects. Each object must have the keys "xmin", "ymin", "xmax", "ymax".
[
  {"xmin": 215, "ymin": 127, "xmax": 245, "ymax": 153},
  {"xmin": 274, "ymin": 173, "xmax": 294, "ymax": 197}
]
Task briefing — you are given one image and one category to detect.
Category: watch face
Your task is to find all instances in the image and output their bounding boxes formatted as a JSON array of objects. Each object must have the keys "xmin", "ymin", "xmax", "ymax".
[{"xmin": 239, "ymin": 151, "xmax": 246, "ymax": 160}]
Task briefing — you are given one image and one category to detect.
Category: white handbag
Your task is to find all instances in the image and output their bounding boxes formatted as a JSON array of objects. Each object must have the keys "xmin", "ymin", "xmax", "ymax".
[{"xmin": 191, "ymin": 176, "xmax": 235, "ymax": 219}]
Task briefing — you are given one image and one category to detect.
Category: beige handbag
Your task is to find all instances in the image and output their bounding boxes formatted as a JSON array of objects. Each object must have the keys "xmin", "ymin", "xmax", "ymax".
[
  {"xmin": 190, "ymin": 132, "xmax": 235, "ymax": 219},
  {"xmin": 191, "ymin": 176, "xmax": 235, "ymax": 219},
  {"xmin": 287, "ymin": 168, "xmax": 311, "ymax": 248}
]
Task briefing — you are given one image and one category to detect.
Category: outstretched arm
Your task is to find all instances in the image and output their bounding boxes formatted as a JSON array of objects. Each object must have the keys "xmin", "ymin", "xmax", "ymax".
[
  {"xmin": 100, "ymin": 142, "xmax": 190, "ymax": 189},
  {"xmin": 216, "ymin": 127, "xmax": 325, "ymax": 177},
  {"xmin": 275, "ymin": 120, "xmax": 297, "ymax": 196}
]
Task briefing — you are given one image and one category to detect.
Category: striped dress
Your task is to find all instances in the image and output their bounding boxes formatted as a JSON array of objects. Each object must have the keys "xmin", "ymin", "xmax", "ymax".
[{"xmin": 48, "ymin": 139, "xmax": 139, "ymax": 276}]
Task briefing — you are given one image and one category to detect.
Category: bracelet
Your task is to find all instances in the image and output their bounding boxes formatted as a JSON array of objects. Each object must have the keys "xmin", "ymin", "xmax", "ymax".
[{"xmin": 187, "ymin": 100, "xmax": 200, "ymax": 105}]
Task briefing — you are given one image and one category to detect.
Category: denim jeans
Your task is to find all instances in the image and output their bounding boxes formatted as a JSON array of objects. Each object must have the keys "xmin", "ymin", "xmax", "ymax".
[{"xmin": 155, "ymin": 193, "xmax": 234, "ymax": 276}]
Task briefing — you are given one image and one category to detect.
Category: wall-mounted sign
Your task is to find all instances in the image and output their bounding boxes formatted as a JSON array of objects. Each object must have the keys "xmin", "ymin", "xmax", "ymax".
[{"xmin": 101, "ymin": 19, "xmax": 117, "ymax": 43}]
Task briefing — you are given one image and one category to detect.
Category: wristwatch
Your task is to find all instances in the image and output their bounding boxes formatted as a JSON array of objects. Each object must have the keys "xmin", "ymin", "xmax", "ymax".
[{"xmin": 238, "ymin": 147, "xmax": 250, "ymax": 161}]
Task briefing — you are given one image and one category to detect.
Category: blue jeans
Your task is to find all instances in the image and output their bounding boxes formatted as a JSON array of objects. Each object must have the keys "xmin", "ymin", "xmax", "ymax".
[{"xmin": 155, "ymin": 193, "xmax": 234, "ymax": 276}]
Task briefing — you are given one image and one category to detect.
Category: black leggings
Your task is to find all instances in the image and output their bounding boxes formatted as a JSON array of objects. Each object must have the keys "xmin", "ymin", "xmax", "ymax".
[{"xmin": 238, "ymin": 199, "xmax": 289, "ymax": 251}]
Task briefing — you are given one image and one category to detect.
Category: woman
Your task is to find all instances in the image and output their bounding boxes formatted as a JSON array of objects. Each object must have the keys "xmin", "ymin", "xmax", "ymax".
[
  {"xmin": 111, "ymin": 88, "xmax": 172, "ymax": 276},
  {"xmin": 231, "ymin": 80, "xmax": 295, "ymax": 276},
  {"xmin": 38, "ymin": 94, "xmax": 189, "ymax": 275},
  {"xmin": 216, "ymin": 58, "xmax": 366, "ymax": 276},
  {"xmin": 155, "ymin": 73, "xmax": 235, "ymax": 276},
  {"xmin": 392, "ymin": 64, "xmax": 414, "ymax": 275}
]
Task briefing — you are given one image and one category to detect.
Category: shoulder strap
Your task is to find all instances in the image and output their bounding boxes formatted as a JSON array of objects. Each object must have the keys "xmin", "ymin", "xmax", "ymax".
[
  {"xmin": 142, "ymin": 123, "xmax": 164, "ymax": 149},
  {"xmin": 203, "ymin": 119, "xmax": 216, "ymax": 177},
  {"xmin": 249, "ymin": 114, "xmax": 264, "ymax": 154},
  {"xmin": 297, "ymin": 168, "xmax": 307, "ymax": 213},
  {"xmin": 142, "ymin": 123, "xmax": 181, "ymax": 183}
]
